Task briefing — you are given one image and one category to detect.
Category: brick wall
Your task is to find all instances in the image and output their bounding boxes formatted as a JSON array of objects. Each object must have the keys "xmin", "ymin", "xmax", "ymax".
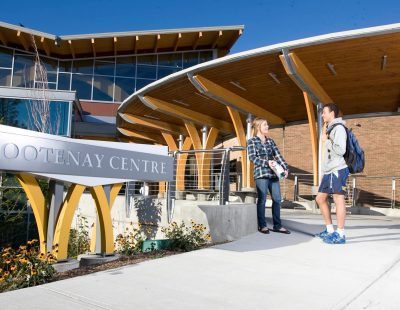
[{"xmin": 225, "ymin": 114, "xmax": 400, "ymax": 205}]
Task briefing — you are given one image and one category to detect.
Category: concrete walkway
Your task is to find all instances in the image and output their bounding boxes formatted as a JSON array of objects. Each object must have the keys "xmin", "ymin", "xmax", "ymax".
[{"xmin": 1, "ymin": 211, "xmax": 400, "ymax": 310}]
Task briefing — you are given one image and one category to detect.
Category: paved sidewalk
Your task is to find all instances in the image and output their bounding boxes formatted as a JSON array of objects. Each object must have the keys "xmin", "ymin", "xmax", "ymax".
[{"xmin": 1, "ymin": 211, "xmax": 400, "ymax": 310}]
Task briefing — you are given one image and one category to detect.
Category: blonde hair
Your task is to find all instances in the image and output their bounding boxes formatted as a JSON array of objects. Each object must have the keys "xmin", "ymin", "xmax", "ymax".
[{"xmin": 252, "ymin": 117, "xmax": 268, "ymax": 136}]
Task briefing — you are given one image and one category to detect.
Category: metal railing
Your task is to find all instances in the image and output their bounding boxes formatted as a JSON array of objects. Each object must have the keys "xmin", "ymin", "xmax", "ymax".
[{"xmin": 293, "ymin": 173, "xmax": 400, "ymax": 209}]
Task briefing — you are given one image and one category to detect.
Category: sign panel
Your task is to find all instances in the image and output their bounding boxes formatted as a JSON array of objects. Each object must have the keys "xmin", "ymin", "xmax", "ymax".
[{"xmin": 0, "ymin": 125, "xmax": 173, "ymax": 183}]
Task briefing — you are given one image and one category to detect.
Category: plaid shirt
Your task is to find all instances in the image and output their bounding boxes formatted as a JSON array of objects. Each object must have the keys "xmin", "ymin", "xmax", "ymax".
[{"xmin": 247, "ymin": 136, "xmax": 289, "ymax": 179}]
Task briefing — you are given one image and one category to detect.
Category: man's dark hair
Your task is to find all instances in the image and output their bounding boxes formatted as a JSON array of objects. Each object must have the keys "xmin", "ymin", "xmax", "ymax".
[{"xmin": 323, "ymin": 103, "xmax": 339, "ymax": 118}]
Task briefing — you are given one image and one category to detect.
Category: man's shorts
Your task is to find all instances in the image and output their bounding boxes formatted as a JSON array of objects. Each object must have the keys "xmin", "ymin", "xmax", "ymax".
[{"xmin": 318, "ymin": 167, "xmax": 349, "ymax": 195}]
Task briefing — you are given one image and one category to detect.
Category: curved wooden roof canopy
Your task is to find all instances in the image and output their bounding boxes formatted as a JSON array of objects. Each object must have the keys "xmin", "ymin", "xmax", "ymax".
[
  {"xmin": 117, "ymin": 23, "xmax": 400, "ymax": 145},
  {"xmin": 0, "ymin": 21, "xmax": 243, "ymax": 58}
]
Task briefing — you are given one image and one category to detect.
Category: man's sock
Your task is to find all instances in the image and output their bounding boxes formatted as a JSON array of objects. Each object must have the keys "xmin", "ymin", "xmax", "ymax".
[
  {"xmin": 336, "ymin": 228, "xmax": 345, "ymax": 238},
  {"xmin": 326, "ymin": 224, "xmax": 334, "ymax": 233}
]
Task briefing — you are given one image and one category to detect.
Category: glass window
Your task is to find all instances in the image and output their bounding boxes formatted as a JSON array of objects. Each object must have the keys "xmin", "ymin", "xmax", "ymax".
[
  {"xmin": 137, "ymin": 55, "xmax": 157, "ymax": 65},
  {"xmin": 0, "ymin": 98, "xmax": 70, "ymax": 136},
  {"xmin": 93, "ymin": 75, "xmax": 114, "ymax": 101},
  {"xmin": 0, "ymin": 47, "xmax": 13, "ymax": 68},
  {"xmin": 47, "ymin": 83, "xmax": 57, "ymax": 90},
  {"xmin": 41, "ymin": 57, "xmax": 58, "ymax": 72},
  {"xmin": 136, "ymin": 65, "xmax": 156, "ymax": 79},
  {"xmin": 199, "ymin": 51, "xmax": 213, "ymax": 63},
  {"xmin": 46, "ymin": 72, "xmax": 57, "ymax": 83},
  {"xmin": 58, "ymin": 73, "xmax": 71, "ymax": 90},
  {"xmin": 158, "ymin": 53, "xmax": 182, "ymax": 68},
  {"xmin": 114, "ymin": 77, "xmax": 135, "ymax": 102},
  {"xmin": 116, "ymin": 56, "xmax": 136, "ymax": 77},
  {"xmin": 71, "ymin": 74, "xmax": 92, "ymax": 99},
  {"xmin": 157, "ymin": 66, "xmax": 180, "ymax": 79},
  {"xmin": 72, "ymin": 59, "xmax": 93, "ymax": 74},
  {"xmin": 59, "ymin": 60, "xmax": 72, "ymax": 72},
  {"xmin": 183, "ymin": 52, "xmax": 199, "ymax": 68},
  {"xmin": 0, "ymin": 68, "xmax": 12, "ymax": 86},
  {"xmin": 136, "ymin": 78, "xmax": 153, "ymax": 90},
  {"xmin": 13, "ymin": 55, "xmax": 35, "ymax": 87},
  {"xmin": 94, "ymin": 58, "xmax": 115, "ymax": 76}
]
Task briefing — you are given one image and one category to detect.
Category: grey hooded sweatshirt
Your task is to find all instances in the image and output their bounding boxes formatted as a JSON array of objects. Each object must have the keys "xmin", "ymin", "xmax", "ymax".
[{"xmin": 322, "ymin": 117, "xmax": 347, "ymax": 174}]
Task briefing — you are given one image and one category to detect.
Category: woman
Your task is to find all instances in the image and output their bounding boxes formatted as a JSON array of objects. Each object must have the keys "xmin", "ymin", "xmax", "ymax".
[{"xmin": 247, "ymin": 117, "xmax": 291, "ymax": 234}]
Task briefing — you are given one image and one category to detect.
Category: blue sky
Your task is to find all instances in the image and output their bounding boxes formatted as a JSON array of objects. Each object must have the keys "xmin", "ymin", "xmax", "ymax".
[{"xmin": 2, "ymin": 0, "xmax": 400, "ymax": 53}]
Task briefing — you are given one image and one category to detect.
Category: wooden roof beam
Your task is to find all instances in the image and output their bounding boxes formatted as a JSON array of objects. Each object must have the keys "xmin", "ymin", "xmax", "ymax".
[
  {"xmin": 154, "ymin": 34, "xmax": 161, "ymax": 53},
  {"xmin": 91, "ymin": 38, "xmax": 96, "ymax": 57},
  {"xmin": 0, "ymin": 32, "xmax": 8, "ymax": 46},
  {"xmin": 40, "ymin": 37, "xmax": 50, "ymax": 56},
  {"xmin": 193, "ymin": 32, "xmax": 202, "ymax": 50},
  {"xmin": 134, "ymin": 36, "xmax": 139, "ymax": 54},
  {"xmin": 212, "ymin": 31, "xmax": 223, "ymax": 49},
  {"xmin": 139, "ymin": 95, "xmax": 234, "ymax": 133},
  {"xmin": 68, "ymin": 40, "xmax": 75, "ymax": 58},
  {"xmin": 119, "ymin": 112, "xmax": 188, "ymax": 136},
  {"xmin": 17, "ymin": 31, "xmax": 30, "ymax": 51},
  {"xmin": 173, "ymin": 33, "xmax": 182, "ymax": 52},
  {"xmin": 279, "ymin": 50, "xmax": 333, "ymax": 104},
  {"xmin": 117, "ymin": 127, "xmax": 163, "ymax": 144},
  {"xmin": 189, "ymin": 74, "xmax": 285, "ymax": 125}
]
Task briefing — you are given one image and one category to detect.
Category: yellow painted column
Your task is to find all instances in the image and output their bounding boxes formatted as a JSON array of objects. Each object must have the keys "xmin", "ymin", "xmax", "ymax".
[
  {"xmin": 89, "ymin": 184, "xmax": 120, "ymax": 254},
  {"xmin": 16, "ymin": 173, "xmax": 48, "ymax": 254},
  {"xmin": 52, "ymin": 184, "xmax": 86, "ymax": 260}
]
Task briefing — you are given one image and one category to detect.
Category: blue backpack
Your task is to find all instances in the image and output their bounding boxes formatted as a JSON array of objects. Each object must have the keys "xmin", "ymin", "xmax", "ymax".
[{"xmin": 327, "ymin": 123, "xmax": 365, "ymax": 174}]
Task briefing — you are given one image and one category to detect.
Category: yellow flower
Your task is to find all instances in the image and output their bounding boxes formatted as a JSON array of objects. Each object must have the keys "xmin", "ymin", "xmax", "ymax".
[
  {"xmin": 10, "ymin": 265, "xmax": 16, "ymax": 271},
  {"xmin": 19, "ymin": 245, "xmax": 27, "ymax": 250},
  {"xmin": 5, "ymin": 259, "xmax": 11, "ymax": 264},
  {"xmin": 3, "ymin": 271, "xmax": 9, "ymax": 277}
]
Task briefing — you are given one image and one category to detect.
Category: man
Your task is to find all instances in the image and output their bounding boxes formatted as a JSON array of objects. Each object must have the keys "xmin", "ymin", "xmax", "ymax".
[{"xmin": 315, "ymin": 103, "xmax": 349, "ymax": 244}]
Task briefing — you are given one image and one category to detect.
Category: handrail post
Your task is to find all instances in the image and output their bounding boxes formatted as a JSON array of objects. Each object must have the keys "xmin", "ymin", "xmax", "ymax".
[
  {"xmin": 219, "ymin": 149, "xmax": 230, "ymax": 205},
  {"xmin": 391, "ymin": 178, "xmax": 396, "ymax": 209},
  {"xmin": 166, "ymin": 151, "xmax": 178, "ymax": 222},
  {"xmin": 293, "ymin": 175, "xmax": 298, "ymax": 202}
]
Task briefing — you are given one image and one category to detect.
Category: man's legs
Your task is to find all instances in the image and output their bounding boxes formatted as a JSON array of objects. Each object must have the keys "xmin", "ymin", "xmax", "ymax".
[
  {"xmin": 333, "ymin": 194, "xmax": 346, "ymax": 229},
  {"xmin": 315, "ymin": 192, "xmax": 331, "ymax": 225}
]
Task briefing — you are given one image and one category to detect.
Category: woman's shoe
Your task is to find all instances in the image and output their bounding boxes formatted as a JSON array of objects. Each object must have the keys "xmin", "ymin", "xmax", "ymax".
[
  {"xmin": 272, "ymin": 227, "xmax": 291, "ymax": 234},
  {"xmin": 258, "ymin": 227, "xmax": 270, "ymax": 234}
]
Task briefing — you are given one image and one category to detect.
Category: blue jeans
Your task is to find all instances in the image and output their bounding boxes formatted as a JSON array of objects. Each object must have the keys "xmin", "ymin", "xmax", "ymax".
[{"xmin": 255, "ymin": 178, "xmax": 282, "ymax": 230}]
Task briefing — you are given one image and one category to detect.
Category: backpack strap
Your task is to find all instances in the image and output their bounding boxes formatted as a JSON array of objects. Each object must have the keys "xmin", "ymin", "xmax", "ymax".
[{"xmin": 326, "ymin": 123, "xmax": 347, "ymax": 138}]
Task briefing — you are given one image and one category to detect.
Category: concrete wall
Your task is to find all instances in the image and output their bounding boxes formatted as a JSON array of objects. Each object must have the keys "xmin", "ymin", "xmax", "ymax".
[{"xmin": 74, "ymin": 194, "xmax": 257, "ymax": 244}]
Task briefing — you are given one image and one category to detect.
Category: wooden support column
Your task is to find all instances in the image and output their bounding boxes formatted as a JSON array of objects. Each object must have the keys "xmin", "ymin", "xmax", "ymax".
[
  {"xmin": 176, "ymin": 137, "xmax": 192, "ymax": 191},
  {"xmin": 185, "ymin": 122, "xmax": 218, "ymax": 189},
  {"xmin": 303, "ymin": 92, "xmax": 319, "ymax": 186},
  {"xmin": 227, "ymin": 106, "xmax": 248, "ymax": 189}
]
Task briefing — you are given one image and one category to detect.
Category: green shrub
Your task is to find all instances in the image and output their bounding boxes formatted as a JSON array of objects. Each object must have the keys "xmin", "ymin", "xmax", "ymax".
[
  {"xmin": 0, "ymin": 240, "xmax": 56, "ymax": 292},
  {"xmin": 67, "ymin": 214, "xmax": 90, "ymax": 258},
  {"xmin": 115, "ymin": 223, "xmax": 146, "ymax": 256},
  {"xmin": 161, "ymin": 221, "xmax": 211, "ymax": 252}
]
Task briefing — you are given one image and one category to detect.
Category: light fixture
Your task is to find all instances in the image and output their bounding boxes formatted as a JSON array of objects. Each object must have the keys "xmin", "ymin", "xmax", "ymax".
[
  {"xmin": 194, "ymin": 92, "xmax": 210, "ymax": 100},
  {"xmin": 229, "ymin": 81, "xmax": 246, "ymax": 91},
  {"xmin": 268, "ymin": 72, "xmax": 281, "ymax": 84},
  {"xmin": 143, "ymin": 114, "xmax": 160, "ymax": 120},
  {"xmin": 381, "ymin": 55, "xmax": 387, "ymax": 70},
  {"xmin": 172, "ymin": 99, "xmax": 190, "ymax": 107},
  {"xmin": 54, "ymin": 36, "xmax": 62, "ymax": 47},
  {"xmin": 327, "ymin": 63, "xmax": 337, "ymax": 76}
]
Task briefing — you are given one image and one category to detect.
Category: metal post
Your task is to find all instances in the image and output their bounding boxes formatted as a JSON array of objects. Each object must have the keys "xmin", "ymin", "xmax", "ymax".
[
  {"xmin": 166, "ymin": 152, "xmax": 177, "ymax": 222},
  {"xmin": 201, "ymin": 125, "xmax": 208, "ymax": 149},
  {"xmin": 95, "ymin": 184, "xmax": 110, "ymax": 255},
  {"xmin": 392, "ymin": 178, "xmax": 396, "ymax": 209},
  {"xmin": 47, "ymin": 180, "xmax": 64, "ymax": 253},
  {"xmin": 352, "ymin": 178, "xmax": 357, "ymax": 208},
  {"xmin": 219, "ymin": 149, "xmax": 230, "ymax": 205},
  {"xmin": 293, "ymin": 175, "xmax": 298, "ymax": 202}
]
